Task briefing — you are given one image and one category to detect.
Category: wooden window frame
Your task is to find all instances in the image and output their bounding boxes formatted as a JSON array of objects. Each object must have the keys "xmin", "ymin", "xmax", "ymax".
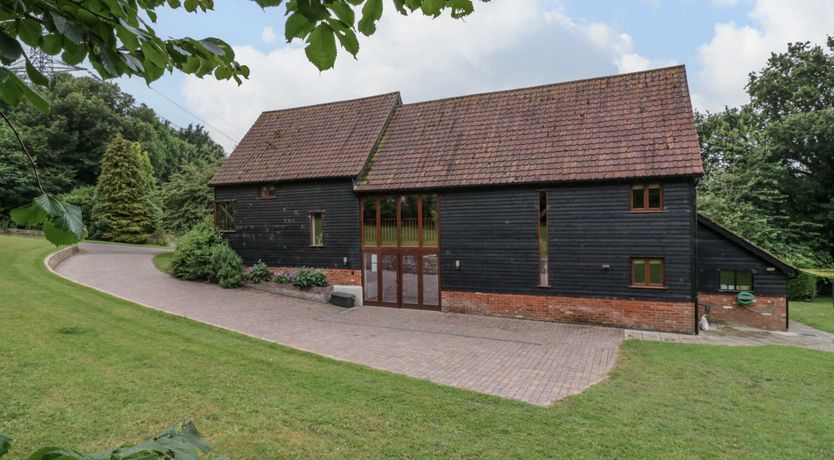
[
  {"xmin": 258, "ymin": 184, "xmax": 275, "ymax": 200},
  {"xmin": 537, "ymin": 190, "xmax": 550, "ymax": 288},
  {"xmin": 309, "ymin": 211, "xmax": 325, "ymax": 247},
  {"xmin": 630, "ymin": 257, "xmax": 665, "ymax": 288},
  {"xmin": 719, "ymin": 269, "xmax": 754, "ymax": 292},
  {"xmin": 629, "ymin": 183, "xmax": 663, "ymax": 212},
  {"xmin": 213, "ymin": 200, "xmax": 236, "ymax": 233}
]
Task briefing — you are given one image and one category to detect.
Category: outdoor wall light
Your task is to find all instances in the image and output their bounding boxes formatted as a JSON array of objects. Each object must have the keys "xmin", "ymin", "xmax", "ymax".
[
  {"xmin": 343, "ymin": 256, "xmax": 348, "ymax": 266},
  {"xmin": 602, "ymin": 264, "xmax": 611, "ymax": 271},
  {"xmin": 455, "ymin": 260, "xmax": 461, "ymax": 270},
  {"xmin": 766, "ymin": 267, "xmax": 776, "ymax": 272}
]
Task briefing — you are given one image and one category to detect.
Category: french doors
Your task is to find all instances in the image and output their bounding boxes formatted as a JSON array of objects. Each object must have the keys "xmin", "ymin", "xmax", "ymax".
[{"xmin": 361, "ymin": 195, "xmax": 440, "ymax": 310}]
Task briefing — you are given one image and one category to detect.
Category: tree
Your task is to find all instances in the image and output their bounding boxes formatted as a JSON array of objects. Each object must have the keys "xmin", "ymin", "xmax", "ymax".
[
  {"xmin": 91, "ymin": 134, "xmax": 154, "ymax": 243},
  {"xmin": 697, "ymin": 37, "xmax": 834, "ymax": 297},
  {"xmin": 156, "ymin": 159, "xmax": 221, "ymax": 235},
  {"xmin": 3, "ymin": 0, "xmax": 484, "ymax": 246}
]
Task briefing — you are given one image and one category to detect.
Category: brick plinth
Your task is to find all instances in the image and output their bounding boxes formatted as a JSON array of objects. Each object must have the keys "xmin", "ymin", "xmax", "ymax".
[
  {"xmin": 698, "ymin": 293, "xmax": 786, "ymax": 330},
  {"xmin": 254, "ymin": 266, "xmax": 362, "ymax": 286},
  {"xmin": 442, "ymin": 290, "xmax": 695, "ymax": 334}
]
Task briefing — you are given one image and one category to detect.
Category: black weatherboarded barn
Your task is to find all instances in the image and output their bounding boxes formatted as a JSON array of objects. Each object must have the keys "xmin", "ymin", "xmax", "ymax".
[{"xmin": 210, "ymin": 66, "xmax": 796, "ymax": 334}]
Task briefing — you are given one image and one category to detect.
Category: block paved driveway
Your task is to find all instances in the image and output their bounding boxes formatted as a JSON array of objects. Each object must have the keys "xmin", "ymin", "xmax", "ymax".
[{"xmin": 54, "ymin": 243, "xmax": 624, "ymax": 405}]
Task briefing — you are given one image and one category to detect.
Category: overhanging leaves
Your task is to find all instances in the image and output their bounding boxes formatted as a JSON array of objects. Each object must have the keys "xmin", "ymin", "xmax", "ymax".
[{"xmin": 11, "ymin": 194, "xmax": 86, "ymax": 247}]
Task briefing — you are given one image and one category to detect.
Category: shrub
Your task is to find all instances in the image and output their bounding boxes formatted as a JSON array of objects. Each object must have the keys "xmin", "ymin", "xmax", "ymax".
[
  {"xmin": 293, "ymin": 267, "xmax": 328, "ymax": 290},
  {"xmin": 210, "ymin": 243, "xmax": 245, "ymax": 289},
  {"xmin": 789, "ymin": 272, "xmax": 818, "ymax": 300},
  {"xmin": 247, "ymin": 259, "xmax": 272, "ymax": 283},
  {"xmin": 272, "ymin": 271, "xmax": 294, "ymax": 284},
  {"xmin": 170, "ymin": 217, "xmax": 224, "ymax": 281}
]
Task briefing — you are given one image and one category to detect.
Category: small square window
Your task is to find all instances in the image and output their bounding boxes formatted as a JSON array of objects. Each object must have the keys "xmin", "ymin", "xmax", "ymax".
[
  {"xmin": 310, "ymin": 212, "xmax": 324, "ymax": 247},
  {"xmin": 632, "ymin": 258, "xmax": 664, "ymax": 287},
  {"xmin": 631, "ymin": 184, "xmax": 662, "ymax": 211},
  {"xmin": 259, "ymin": 185, "xmax": 275, "ymax": 199}
]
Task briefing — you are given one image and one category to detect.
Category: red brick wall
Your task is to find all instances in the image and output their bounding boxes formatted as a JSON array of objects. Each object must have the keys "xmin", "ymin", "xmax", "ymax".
[
  {"xmin": 698, "ymin": 292, "xmax": 786, "ymax": 330},
  {"xmin": 442, "ymin": 290, "xmax": 695, "ymax": 334},
  {"xmin": 259, "ymin": 266, "xmax": 362, "ymax": 286}
]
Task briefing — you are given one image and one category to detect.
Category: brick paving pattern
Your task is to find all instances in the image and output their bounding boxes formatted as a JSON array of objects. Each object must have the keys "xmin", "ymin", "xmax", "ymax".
[{"xmin": 54, "ymin": 243, "xmax": 624, "ymax": 405}]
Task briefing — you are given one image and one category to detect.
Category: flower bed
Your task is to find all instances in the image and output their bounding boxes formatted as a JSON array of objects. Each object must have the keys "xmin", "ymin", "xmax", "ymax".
[
  {"xmin": 245, "ymin": 266, "xmax": 332, "ymax": 303},
  {"xmin": 246, "ymin": 281, "xmax": 333, "ymax": 303}
]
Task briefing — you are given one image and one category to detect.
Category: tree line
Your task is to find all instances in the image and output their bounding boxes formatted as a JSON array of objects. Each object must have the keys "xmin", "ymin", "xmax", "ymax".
[{"xmin": 0, "ymin": 72, "xmax": 223, "ymax": 240}]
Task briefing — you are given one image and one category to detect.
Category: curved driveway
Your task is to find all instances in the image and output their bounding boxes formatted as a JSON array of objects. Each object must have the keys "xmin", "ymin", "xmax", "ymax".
[{"xmin": 54, "ymin": 243, "xmax": 624, "ymax": 405}]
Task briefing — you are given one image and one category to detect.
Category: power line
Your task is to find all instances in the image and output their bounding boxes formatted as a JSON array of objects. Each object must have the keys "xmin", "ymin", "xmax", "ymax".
[{"xmin": 149, "ymin": 86, "xmax": 239, "ymax": 147}]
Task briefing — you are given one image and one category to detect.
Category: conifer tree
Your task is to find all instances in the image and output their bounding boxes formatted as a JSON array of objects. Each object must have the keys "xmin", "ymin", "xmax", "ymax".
[{"xmin": 92, "ymin": 135, "xmax": 154, "ymax": 243}]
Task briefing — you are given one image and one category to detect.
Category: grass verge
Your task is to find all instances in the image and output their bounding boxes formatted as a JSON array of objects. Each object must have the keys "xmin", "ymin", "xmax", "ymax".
[
  {"xmin": 792, "ymin": 296, "xmax": 834, "ymax": 333},
  {"xmin": 152, "ymin": 252, "xmax": 173, "ymax": 274},
  {"xmin": 2, "ymin": 235, "xmax": 834, "ymax": 458}
]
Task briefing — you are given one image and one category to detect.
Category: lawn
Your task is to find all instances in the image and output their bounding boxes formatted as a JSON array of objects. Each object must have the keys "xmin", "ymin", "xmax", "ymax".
[
  {"xmin": 792, "ymin": 296, "xmax": 834, "ymax": 333},
  {"xmin": 2, "ymin": 235, "xmax": 834, "ymax": 458},
  {"xmin": 152, "ymin": 252, "xmax": 173, "ymax": 274}
]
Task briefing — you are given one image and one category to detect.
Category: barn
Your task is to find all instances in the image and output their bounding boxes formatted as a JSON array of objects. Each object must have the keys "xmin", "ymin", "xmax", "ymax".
[{"xmin": 210, "ymin": 66, "xmax": 797, "ymax": 334}]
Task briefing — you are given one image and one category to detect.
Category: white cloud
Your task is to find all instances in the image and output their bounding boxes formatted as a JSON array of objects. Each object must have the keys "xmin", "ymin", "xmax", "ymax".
[
  {"xmin": 694, "ymin": 0, "xmax": 834, "ymax": 112},
  {"xmin": 261, "ymin": 26, "xmax": 278, "ymax": 45},
  {"xmin": 182, "ymin": 0, "xmax": 669, "ymax": 152}
]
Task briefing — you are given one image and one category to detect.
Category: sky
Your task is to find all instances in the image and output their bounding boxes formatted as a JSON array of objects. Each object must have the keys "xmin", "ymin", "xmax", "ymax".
[{"xmin": 110, "ymin": 0, "xmax": 834, "ymax": 152}]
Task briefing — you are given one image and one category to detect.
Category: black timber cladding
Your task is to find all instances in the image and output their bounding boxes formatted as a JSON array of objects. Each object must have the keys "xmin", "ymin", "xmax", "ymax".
[
  {"xmin": 696, "ymin": 220, "xmax": 789, "ymax": 297},
  {"xmin": 438, "ymin": 179, "xmax": 696, "ymax": 301},
  {"xmin": 214, "ymin": 180, "xmax": 360, "ymax": 269}
]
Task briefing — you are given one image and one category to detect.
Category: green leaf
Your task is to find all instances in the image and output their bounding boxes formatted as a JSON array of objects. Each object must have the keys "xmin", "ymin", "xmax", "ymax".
[
  {"xmin": 10, "ymin": 201, "xmax": 49, "ymax": 227},
  {"xmin": 184, "ymin": 0, "xmax": 198, "ymax": 12},
  {"xmin": 51, "ymin": 14, "xmax": 84, "ymax": 44},
  {"xmin": 39, "ymin": 34, "xmax": 63, "ymax": 55},
  {"xmin": 284, "ymin": 12, "xmax": 314, "ymax": 41},
  {"xmin": 358, "ymin": 0, "xmax": 383, "ymax": 36},
  {"xmin": 254, "ymin": 0, "xmax": 283, "ymax": 7},
  {"xmin": 17, "ymin": 17, "xmax": 42, "ymax": 47},
  {"xmin": 304, "ymin": 24, "xmax": 336, "ymax": 71},
  {"xmin": 35, "ymin": 194, "xmax": 85, "ymax": 238},
  {"xmin": 43, "ymin": 219, "xmax": 83, "ymax": 247},
  {"xmin": 61, "ymin": 41, "xmax": 88, "ymax": 65},
  {"xmin": 12, "ymin": 195, "xmax": 85, "ymax": 246},
  {"xmin": 116, "ymin": 24, "xmax": 140, "ymax": 51},
  {"xmin": 447, "ymin": 0, "xmax": 474, "ymax": 18},
  {"xmin": 25, "ymin": 58, "xmax": 49, "ymax": 86},
  {"xmin": 0, "ymin": 433, "xmax": 11, "ymax": 457},
  {"xmin": 421, "ymin": 0, "xmax": 445, "ymax": 16},
  {"xmin": 0, "ymin": 30, "xmax": 23, "ymax": 62},
  {"xmin": 334, "ymin": 28, "xmax": 359, "ymax": 57},
  {"xmin": 326, "ymin": 2, "xmax": 356, "ymax": 27}
]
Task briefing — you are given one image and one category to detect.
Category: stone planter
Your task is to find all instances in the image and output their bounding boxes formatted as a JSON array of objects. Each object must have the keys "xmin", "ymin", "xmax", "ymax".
[{"xmin": 246, "ymin": 281, "xmax": 333, "ymax": 304}]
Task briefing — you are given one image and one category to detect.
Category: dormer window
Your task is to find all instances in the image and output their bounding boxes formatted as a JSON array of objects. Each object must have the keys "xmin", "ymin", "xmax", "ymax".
[{"xmin": 631, "ymin": 184, "xmax": 662, "ymax": 211}]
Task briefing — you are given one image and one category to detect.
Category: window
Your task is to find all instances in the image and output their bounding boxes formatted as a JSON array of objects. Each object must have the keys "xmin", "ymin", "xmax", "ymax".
[
  {"xmin": 631, "ymin": 258, "xmax": 664, "ymax": 287},
  {"xmin": 538, "ymin": 191, "xmax": 549, "ymax": 287},
  {"xmin": 259, "ymin": 184, "xmax": 274, "ymax": 199},
  {"xmin": 214, "ymin": 201, "xmax": 235, "ymax": 232},
  {"xmin": 720, "ymin": 270, "xmax": 753, "ymax": 291},
  {"xmin": 631, "ymin": 184, "xmax": 662, "ymax": 211},
  {"xmin": 310, "ymin": 212, "xmax": 324, "ymax": 246}
]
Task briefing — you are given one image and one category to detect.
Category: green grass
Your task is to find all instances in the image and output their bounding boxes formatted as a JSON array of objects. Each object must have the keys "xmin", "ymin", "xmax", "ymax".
[
  {"xmin": 152, "ymin": 252, "xmax": 173, "ymax": 274},
  {"xmin": 2, "ymin": 235, "xmax": 834, "ymax": 458},
  {"xmin": 792, "ymin": 296, "xmax": 834, "ymax": 333}
]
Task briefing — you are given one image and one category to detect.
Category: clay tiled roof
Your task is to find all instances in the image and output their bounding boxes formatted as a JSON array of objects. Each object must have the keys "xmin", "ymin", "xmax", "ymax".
[
  {"xmin": 356, "ymin": 65, "xmax": 702, "ymax": 191},
  {"xmin": 209, "ymin": 92, "xmax": 400, "ymax": 185}
]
